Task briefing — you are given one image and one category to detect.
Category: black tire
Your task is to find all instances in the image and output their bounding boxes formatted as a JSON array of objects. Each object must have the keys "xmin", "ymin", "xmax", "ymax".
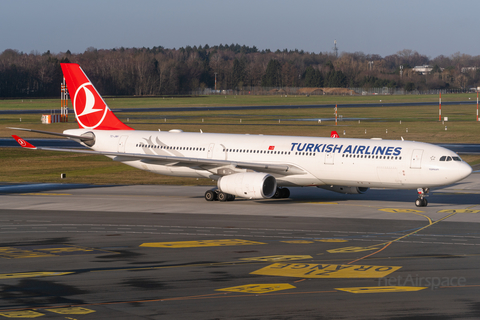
[
  {"xmin": 415, "ymin": 199, "xmax": 422, "ymax": 207},
  {"xmin": 422, "ymin": 198, "xmax": 428, "ymax": 207},
  {"xmin": 205, "ymin": 190, "xmax": 216, "ymax": 201},
  {"xmin": 280, "ymin": 188, "xmax": 290, "ymax": 198},
  {"xmin": 218, "ymin": 192, "xmax": 228, "ymax": 202},
  {"xmin": 227, "ymin": 194, "xmax": 236, "ymax": 201},
  {"xmin": 273, "ymin": 188, "xmax": 280, "ymax": 198}
]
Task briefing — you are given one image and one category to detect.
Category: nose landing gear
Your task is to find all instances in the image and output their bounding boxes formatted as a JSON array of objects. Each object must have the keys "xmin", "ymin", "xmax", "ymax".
[{"xmin": 415, "ymin": 188, "xmax": 429, "ymax": 207}]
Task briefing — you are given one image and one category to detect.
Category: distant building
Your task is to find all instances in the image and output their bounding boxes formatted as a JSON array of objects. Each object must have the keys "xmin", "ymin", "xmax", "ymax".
[
  {"xmin": 461, "ymin": 66, "xmax": 478, "ymax": 73},
  {"xmin": 412, "ymin": 65, "xmax": 433, "ymax": 75}
]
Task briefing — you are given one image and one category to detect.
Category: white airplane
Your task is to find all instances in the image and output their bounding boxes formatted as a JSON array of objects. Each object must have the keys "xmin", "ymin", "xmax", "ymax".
[{"xmin": 11, "ymin": 63, "xmax": 472, "ymax": 207}]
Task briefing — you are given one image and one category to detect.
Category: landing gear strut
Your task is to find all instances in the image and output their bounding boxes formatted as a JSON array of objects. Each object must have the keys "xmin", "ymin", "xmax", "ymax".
[
  {"xmin": 415, "ymin": 188, "xmax": 429, "ymax": 207},
  {"xmin": 204, "ymin": 189, "xmax": 235, "ymax": 202}
]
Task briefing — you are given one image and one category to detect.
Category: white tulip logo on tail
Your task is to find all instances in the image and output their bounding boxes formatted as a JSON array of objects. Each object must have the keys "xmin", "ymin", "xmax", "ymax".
[
  {"xmin": 18, "ymin": 138, "xmax": 27, "ymax": 147},
  {"xmin": 61, "ymin": 63, "xmax": 133, "ymax": 131},
  {"xmin": 74, "ymin": 82, "xmax": 108, "ymax": 129}
]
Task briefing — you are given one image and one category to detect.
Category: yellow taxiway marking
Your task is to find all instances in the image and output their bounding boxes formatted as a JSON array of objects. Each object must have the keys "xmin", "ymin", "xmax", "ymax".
[
  {"xmin": 336, "ymin": 286, "xmax": 427, "ymax": 294},
  {"xmin": 240, "ymin": 255, "xmax": 312, "ymax": 262},
  {"xmin": 379, "ymin": 208, "xmax": 432, "ymax": 224},
  {"xmin": 437, "ymin": 209, "xmax": 480, "ymax": 214},
  {"xmin": 0, "ymin": 272, "xmax": 73, "ymax": 279},
  {"xmin": 339, "ymin": 209, "xmax": 467, "ymax": 265},
  {"xmin": 45, "ymin": 307, "xmax": 95, "ymax": 315},
  {"xmin": 316, "ymin": 239, "xmax": 348, "ymax": 243},
  {"xmin": 0, "ymin": 310, "xmax": 44, "ymax": 318},
  {"xmin": 280, "ymin": 240, "xmax": 315, "ymax": 244},
  {"xmin": 0, "ymin": 245, "xmax": 113, "ymax": 259},
  {"xmin": 379, "ymin": 208, "xmax": 424, "ymax": 213},
  {"xmin": 140, "ymin": 239, "xmax": 266, "ymax": 248},
  {"xmin": 327, "ymin": 246, "xmax": 381, "ymax": 253},
  {"xmin": 0, "ymin": 247, "xmax": 55, "ymax": 259},
  {"xmin": 216, "ymin": 283, "xmax": 296, "ymax": 294},
  {"xmin": 306, "ymin": 202, "xmax": 338, "ymax": 205},
  {"xmin": 251, "ymin": 263, "xmax": 401, "ymax": 278}
]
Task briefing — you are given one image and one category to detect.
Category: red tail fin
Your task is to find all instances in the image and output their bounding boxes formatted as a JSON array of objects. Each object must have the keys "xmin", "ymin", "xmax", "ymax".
[
  {"xmin": 331, "ymin": 131, "xmax": 339, "ymax": 138},
  {"xmin": 60, "ymin": 63, "xmax": 133, "ymax": 130}
]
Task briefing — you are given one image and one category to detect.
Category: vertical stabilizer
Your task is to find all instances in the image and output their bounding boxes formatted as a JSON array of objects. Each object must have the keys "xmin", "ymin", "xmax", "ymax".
[{"xmin": 60, "ymin": 63, "xmax": 133, "ymax": 130}]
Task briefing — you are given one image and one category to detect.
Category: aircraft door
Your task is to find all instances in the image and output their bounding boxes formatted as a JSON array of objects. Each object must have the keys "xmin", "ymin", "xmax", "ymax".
[
  {"xmin": 207, "ymin": 143, "xmax": 215, "ymax": 159},
  {"xmin": 118, "ymin": 135, "xmax": 128, "ymax": 153},
  {"xmin": 410, "ymin": 149, "xmax": 423, "ymax": 169},
  {"xmin": 324, "ymin": 152, "xmax": 334, "ymax": 165}
]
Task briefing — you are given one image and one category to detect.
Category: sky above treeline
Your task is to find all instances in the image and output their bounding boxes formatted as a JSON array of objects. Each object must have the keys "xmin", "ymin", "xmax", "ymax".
[{"xmin": 1, "ymin": 0, "xmax": 479, "ymax": 58}]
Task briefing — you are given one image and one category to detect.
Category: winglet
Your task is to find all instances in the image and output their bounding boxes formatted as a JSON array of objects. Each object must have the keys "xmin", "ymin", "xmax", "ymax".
[
  {"xmin": 12, "ymin": 135, "xmax": 36, "ymax": 149},
  {"xmin": 331, "ymin": 131, "xmax": 339, "ymax": 138}
]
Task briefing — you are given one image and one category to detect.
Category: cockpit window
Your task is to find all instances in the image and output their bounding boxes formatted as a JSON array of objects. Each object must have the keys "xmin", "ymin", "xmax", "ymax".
[
  {"xmin": 440, "ymin": 156, "xmax": 462, "ymax": 161},
  {"xmin": 440, "ymin": 155, "xmax": 462, "ymax": 162}
]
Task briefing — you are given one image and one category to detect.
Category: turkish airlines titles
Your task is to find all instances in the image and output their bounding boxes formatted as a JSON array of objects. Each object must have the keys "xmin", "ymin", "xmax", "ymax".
[{"xmin": 290, "ymin": 143, "xmax": 402, "ymax": 156}]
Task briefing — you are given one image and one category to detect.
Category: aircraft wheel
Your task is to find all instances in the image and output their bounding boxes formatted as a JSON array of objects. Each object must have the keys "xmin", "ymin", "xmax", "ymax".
[
  {"xmin": 280, "ymin": 188, "xmax": 290, "ymax": 198},
  {"xmin": 218, "ymin": 192, "xmax": 228, "ymax": 202},
  {"xmin": 422, "ymin": 198, "xmax": 428, "ymax": 207},
  {"xmin": 415, "ymin": 199, "xmax": 423, "ymax": 207},
  {"xmin": 227, "ymin": 194, "xmax": 236, "ymax": 201},
  {"xmin": 205, "ymin": 190, "xmax": 217, "ymax": 201},
  {"xmin": 273, "ymin": 188, "xmax": 282, "ymax": 198}
]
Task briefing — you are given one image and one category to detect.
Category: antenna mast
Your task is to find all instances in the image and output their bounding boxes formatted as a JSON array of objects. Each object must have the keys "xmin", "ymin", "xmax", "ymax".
[{"xmin": 333, "ymin": 40, "xmax": 338, "ymax": 58}]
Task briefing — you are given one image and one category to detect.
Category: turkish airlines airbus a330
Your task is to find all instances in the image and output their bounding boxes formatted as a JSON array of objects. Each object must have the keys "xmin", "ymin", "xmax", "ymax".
[{"xmin": 11, "ymin": 63, "xmax": 472, "ymax": 206}]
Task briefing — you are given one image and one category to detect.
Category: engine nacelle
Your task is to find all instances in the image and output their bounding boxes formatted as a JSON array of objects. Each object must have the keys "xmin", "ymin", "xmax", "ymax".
[
  {"xmin": 217, "ymin": 172, "xmax": 277, "ymax": 199},
  {"xmin": 318, "ymin": 185, "xmax": 369, "ymax": 194}
]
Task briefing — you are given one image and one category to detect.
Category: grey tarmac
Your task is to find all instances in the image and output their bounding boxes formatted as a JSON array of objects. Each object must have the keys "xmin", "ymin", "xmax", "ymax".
[{"xmin": 0, "ymin": 173, "xmax": 479, "ymax": 319}]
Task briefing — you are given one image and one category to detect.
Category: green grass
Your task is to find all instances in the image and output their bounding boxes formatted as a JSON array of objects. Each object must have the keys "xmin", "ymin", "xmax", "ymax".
[
  {"xmin": 1, "ymin": 94, "xmax": 479, "ymax": 185},
  {"xmin": 1, "ymin": 92, "xmax": 479, "ymax": 110}
]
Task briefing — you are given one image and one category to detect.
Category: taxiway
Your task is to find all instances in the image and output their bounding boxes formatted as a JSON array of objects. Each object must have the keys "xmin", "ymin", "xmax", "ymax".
[{"xmin": 0, "ymin": 174, "xmax": 479, "ymax": 319}]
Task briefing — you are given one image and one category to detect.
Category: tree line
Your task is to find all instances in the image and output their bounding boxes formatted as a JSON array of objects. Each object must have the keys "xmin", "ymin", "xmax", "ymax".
[{"xmin": 1, "ymin": 45, "xmax": 479, "ymax": 98}]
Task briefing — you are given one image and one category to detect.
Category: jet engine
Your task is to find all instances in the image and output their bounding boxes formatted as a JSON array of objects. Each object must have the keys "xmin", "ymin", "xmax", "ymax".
[
  {"xmin": 318, "ymin": 185, "xmax": 369, "ymax": 194},
  {"xmin": 217, "ymin": 172, "xmax": 277, "ymax": 199}
]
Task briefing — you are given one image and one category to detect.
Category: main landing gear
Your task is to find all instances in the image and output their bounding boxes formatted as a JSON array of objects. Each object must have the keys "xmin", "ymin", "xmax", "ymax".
[
  {"xmin": 204, "ymin": 187, "xmax": 291, "ymax": 202},
  {"xmin": 204, "ymin": 189, "xmax": 235, "ymax": 202},
  {"xmin": 273, "ymin": 187, "xmax": 290, "ymax": 199},
  {"xmin": 415, "ymin": 188, "xmax": 429, "ymax": 207}
]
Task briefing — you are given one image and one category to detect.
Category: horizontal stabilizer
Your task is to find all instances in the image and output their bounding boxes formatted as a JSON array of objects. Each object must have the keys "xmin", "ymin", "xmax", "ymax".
[{"xmin": 8, "ymin": 127, "xmax": 95, "ymax": 141}]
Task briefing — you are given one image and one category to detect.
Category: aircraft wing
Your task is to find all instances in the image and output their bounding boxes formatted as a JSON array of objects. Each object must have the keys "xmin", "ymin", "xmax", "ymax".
[{"xmin": 12, "ymin": 135, "xmax": 306, "ymax": 176}]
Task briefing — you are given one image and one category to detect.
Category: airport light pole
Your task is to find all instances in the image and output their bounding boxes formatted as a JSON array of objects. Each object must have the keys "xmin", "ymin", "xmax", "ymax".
[
  {"xmin": 335, "ymin": 104, "xmax": 337, "ymax": 126},
  {"xmin": 439, "ymin": 92, "xmax": 442, "ymax": 121}
]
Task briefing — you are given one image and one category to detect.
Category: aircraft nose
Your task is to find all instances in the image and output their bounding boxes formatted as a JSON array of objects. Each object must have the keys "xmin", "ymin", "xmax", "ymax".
[{"xmin": 458, "ymin": 162, "xmax": 473, "ymax": 180}]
